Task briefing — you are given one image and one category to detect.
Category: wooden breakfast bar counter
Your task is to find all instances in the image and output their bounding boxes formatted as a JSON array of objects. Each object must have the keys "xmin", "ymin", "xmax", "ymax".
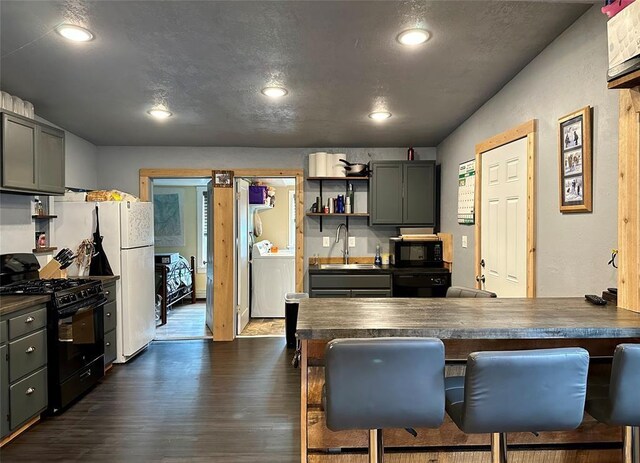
[{"xmin": 296, "ymin": 297, "xmax": 640, "ymax": 463}]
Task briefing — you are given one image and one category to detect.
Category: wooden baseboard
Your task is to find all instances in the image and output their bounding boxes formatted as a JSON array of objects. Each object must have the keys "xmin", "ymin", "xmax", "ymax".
[{"xmin": 0, "ymin": 415, "xmax": 40, "ymax": 447}]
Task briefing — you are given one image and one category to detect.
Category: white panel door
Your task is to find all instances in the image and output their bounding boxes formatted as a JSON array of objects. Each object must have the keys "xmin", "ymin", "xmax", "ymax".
[
  {"xmin": 481, "ymin": 138, "xmax": 528, "ymax": 297},
  {"xmin": 119, "ymin": 245, "xmax": 155, "ymax": 358},
  {"xmin": 236, "ymin": 180, "xmax": 250, "ymax": 335},
  {"xmin": 120, "ymin": 202, "xmax": 154, "ymax": 249}
]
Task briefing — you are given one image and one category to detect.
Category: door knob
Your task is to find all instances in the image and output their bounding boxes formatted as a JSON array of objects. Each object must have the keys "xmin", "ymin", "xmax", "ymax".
[{"xmin": 476, "ymin": 275, "xmax": 486, "ymax": 283}]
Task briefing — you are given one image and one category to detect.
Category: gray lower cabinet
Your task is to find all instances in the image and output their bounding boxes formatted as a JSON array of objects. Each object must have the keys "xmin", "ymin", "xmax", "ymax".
[
  {"xmin": 309, "ymin": 273, "xmax": 392, "ymax": 298},
  {"xmin": 1, "ymin": 112, "xmax": 65, "ymax": 195},
  {"xmin": 369, "ymin": 160, "xmax": 436, "ymax": 226},
  {"xmin": 0, "ymin": 303, "xmax": 48, "ymax": 439},
  {"xmin": 103, "ymin": 281, "xmax": 117, "ymax": 367},
  {"xmin": 1, "ymin": 342, "xmax": 9, "ymax": 438}
]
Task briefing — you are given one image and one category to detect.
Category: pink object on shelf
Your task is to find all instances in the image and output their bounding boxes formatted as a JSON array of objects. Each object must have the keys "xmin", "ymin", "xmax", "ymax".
[{"xmin": 602, "ymin": 0, "xmax": 635, "ymax": 18}]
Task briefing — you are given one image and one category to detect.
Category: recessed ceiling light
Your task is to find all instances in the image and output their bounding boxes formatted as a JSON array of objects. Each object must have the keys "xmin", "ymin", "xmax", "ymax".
[
  {"xmin": 55, "ymin": 24, "xmax": 94, "ymax": 42},
  {"xmin": 368, "ymin": 111, "xmax": 392, "ymax": 121},
  {"xmin": 147, "ymin": 107, "xmax": 172, "ymax": 120},
  {"xmin": 397, "ymin": 28, "xmax": 430, "ymax": 46},
  {"xmin": 261, "ymin": 87, "xmax": 288, "ymax": 98}
]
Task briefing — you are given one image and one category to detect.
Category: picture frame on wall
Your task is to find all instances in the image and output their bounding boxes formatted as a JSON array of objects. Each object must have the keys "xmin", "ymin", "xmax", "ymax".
[
  {"xmin": 213, "ymin": 170, "xmax": 234, "ymax": 188},
  {"xmin": 558, "ymin": 106, "xmax": 592, "ymax": 213}
]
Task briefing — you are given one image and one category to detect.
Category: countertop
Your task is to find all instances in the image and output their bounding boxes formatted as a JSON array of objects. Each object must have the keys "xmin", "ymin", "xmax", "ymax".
[
  {"xmin": 308, "ymin": 264, "xmax": 393, "ymax": 274},
  {"xmin": 0, "ymin": 295, "xmax": 50, "ymax": 317},
  {"xmin": 296, "ymin": 297, "xmax": 640, "ymax": 340},
  {"xmin": 72, "ymin": 275, "xmax": 120, "ymax": 283}
]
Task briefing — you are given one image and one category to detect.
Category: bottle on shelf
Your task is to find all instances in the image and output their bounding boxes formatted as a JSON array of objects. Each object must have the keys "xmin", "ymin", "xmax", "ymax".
[
  {"xmin": 375, "ymin": 244, "xmax": 382, "ymax": 266},
  {"xmin": 348, "ymin": 183, "xmax": 355, "ymax": 212},
  {"xmin": 408, "ymin": 147, "xmax": 415, "ymax": 161}
]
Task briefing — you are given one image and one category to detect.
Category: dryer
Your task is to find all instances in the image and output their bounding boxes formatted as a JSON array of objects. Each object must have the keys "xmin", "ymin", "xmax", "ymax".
[{"xmin": 251, "ymin": 240, "xmax": 295, "ymax": 318}]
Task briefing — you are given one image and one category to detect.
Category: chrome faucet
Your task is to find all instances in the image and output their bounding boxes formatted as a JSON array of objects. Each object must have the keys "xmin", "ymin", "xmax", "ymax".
[{"xmin": 335, "ymin": 223, "xmax": 349, "ymax": 264}]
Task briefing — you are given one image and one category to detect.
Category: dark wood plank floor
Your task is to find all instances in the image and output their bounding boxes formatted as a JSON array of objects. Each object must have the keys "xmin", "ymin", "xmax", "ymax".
[{"xmin": 0, "ymin": 338, "xmax": 300, "ymax": 462}]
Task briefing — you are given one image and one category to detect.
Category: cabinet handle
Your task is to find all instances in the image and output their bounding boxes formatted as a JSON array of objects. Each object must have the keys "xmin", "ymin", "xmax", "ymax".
[
  {"xmin": 106, "ymin": 312, "xmax": 112, "ymax": 317},
  {"xmin": 26, "ymin": 387, "xmax": 35, "ymax": 395},
  {"xmin": 106, "ymin": 342, "xmax": 111, "ymax": 347},
  {"xmin": 105, "ymin": 291, "xmax": 110, "ymax": 295},
  {"xmin": 25, "ymin": 316, "xmax": 35, "ymax": 323},
  {"xmin": 25, "ymin": 346, "xmax": 36, "ymax": 354}
]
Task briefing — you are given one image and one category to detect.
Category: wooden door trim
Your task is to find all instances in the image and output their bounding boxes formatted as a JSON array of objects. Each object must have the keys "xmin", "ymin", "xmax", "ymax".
[
  {"xmin": 139, "ymin": 168, "xmax": 305, "ymax": 341},
  {"xmin": 474, "ymin": 120, "xmax": 537, "ymax": 298}
]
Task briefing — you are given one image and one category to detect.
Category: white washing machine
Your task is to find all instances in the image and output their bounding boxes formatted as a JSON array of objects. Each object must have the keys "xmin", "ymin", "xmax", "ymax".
[{"xmin": 251, "ymin": 240, "xmax": 295, "ymax": 318}]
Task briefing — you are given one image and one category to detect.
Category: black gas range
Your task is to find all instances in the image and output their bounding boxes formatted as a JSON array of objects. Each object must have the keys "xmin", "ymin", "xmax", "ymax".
[{"xmin": 0, "ymin": 254, "xmax": 106, "ymax": 413}]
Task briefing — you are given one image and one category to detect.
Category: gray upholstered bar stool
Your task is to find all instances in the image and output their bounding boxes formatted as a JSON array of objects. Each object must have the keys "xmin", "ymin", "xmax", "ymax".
[
  {"xmin": 446, "ymin": 286, "xmax": 497, "ymax": 298},
  {"xmin": 586, "ymin": 344, "xmax": 640, "ymax": 463},
  {"xmin": 324, "ymin": 338, "xmax": 446, "ymax": 463},
  {"xmin": 445, "ymin": 348, "xmax": 590, "ymax": 462}
]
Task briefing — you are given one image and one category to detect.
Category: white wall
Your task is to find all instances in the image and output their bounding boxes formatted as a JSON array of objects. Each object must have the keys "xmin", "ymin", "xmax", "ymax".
[{"xmin": 436, "ymin": 6, "xmax": 618, "ymax": 296}]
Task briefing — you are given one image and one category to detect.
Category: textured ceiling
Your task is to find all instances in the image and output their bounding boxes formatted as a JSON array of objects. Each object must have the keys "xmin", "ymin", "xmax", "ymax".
[{"xmin": 0, "ymin": 1, "xmax": 591, "ymax": 147}]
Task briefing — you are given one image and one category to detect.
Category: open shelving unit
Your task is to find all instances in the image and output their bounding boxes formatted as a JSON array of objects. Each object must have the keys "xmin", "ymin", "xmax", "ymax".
[{"xmin": 306, "ymin": 176, "xmax": 369, "ymax": 231}]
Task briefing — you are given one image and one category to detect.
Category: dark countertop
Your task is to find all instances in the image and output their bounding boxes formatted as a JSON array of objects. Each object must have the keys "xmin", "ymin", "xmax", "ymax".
[
  {"xmin": 296, "ymin": 297, "xmax": 640, "ymax": 340},
  {"xmin": 0, "ymin": 295, "xmax": 50, "ymax": 317},
  {"xmin": 309, "ymin": 264, "xmax": 393, "ymax": 274},
  {"xmin": 72, "ymin": 275, "xmax": 120, "ymax": 283}
]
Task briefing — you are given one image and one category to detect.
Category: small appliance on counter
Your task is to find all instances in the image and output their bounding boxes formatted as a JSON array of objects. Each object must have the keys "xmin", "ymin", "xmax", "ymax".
[
  {"xmin": 389, "ymin": 228, "xmax": 451, "ymax": 297},
  {"xmin": 0, "ymin": 253, "xmax": 106, "ymax": 413}
]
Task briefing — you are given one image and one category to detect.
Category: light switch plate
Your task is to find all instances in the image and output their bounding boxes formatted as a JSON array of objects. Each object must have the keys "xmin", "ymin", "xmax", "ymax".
[
  {"xmin": 323, "ymin": 237, "xmax": 330, "ymax": 248},
  {"xmin": 348, "ymin": 236, "xmax": 356, "ymax": 248},
  {"xmin": 462, "ymin": 235, "xmax": 468, "ymax": 248}
]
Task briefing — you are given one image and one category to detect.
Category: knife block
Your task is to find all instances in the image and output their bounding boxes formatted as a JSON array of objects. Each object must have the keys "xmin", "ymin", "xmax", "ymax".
[{"xmin": 39, "ymin": 260, "xmax": 66, "ymax": 279}]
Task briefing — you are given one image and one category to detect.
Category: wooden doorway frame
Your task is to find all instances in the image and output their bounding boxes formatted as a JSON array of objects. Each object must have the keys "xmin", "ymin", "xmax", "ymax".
[
  {"xmin": 139, "ymin": 168, "xmax": 304, "ymax": 341},
  {"xmin": 474, "ymin": 120, "xmax": 537, "ymax": 297}
]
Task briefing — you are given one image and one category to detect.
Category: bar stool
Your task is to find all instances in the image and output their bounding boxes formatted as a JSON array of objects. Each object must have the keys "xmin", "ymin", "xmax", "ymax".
[
  {"xmin": 324, "ymin": 338, "xmax": 445, "ymax": 463},
  {"xmin": 586, "ymin": 344, "xmax": 640, "ymax": 463},
  {"xmin": 445, "ymin": 348, "xmax": 590, "ymax": 462},
  {"xmin": 446, "ymin": 286, "xmax": 497, "ymax": 298}
]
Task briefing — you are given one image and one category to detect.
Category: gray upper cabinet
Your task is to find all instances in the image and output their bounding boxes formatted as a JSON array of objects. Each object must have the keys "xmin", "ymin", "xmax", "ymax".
[
  {"xmin": 403, "ymin": 162, "xmax": 435, "ymax": 225},
  {"xmin": 370, "ymin": 160, "xmax": 436, "ymax": 227},
  {"xmin": 37, "ymin": 126, "xmax": 65, "ymax": 194},
  {"xmin": 1, "ymin": 112, "xmax": 65, "ymax": 195},
  {"xmin": 369, "ymin": 162, "xmax": 403, "ymax": 225},
  {"xmin": 1, "ymin": 114, "xmax": 38, "ymax": 192}
]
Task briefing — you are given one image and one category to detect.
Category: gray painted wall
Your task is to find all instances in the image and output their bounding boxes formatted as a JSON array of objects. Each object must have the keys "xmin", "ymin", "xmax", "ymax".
[
  {"xmin": 437, "ymin": 6, "xmax": 618, "ymax": 297},
  {"xmin": 96, "ymin": 146, "xmax": 436, "ymax": 288}
]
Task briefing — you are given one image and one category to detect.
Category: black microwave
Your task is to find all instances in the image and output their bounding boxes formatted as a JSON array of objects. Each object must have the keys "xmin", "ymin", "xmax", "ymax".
[{"xmin": 390, "ymin": 239, "xmax": 443, "ymax": 267}]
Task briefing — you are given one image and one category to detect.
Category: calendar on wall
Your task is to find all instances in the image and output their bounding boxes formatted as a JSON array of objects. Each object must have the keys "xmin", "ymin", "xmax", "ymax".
[{"xmin": 457, "ymin": 159, "xmax": 476, "ymax": 224}]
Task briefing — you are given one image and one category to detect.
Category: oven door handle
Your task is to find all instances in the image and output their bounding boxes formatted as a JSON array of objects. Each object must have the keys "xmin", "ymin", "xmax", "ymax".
[{"xmin": 62, "ymin": 298, "xmax": 107, "ymax": 317}]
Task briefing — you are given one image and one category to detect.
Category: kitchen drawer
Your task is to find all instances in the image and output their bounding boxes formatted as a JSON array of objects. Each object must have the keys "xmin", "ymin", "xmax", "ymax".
[
  {"xmin": 9, "ymin": 329, "xmax": 47, "ymax": 382},
  {"xmin": 351, "ymin": 289, "xmax": 392, "ymax": 298},
  {"xmin": 9, "ymin": 367, "xmax": 47, "ymax": 430},
  {"xmin": 9, "ymin": 307, "xmax": 46, "ymax": 340},
  {"xmin": 310, "ymin": 274, "xmax": 392, "ymax": 290},
  {"xmin": 103, "ymin": 301, "xmax": 117, "ymax": 333},
  {"xmin": 0, "ymin": 320, "xmax": 7, "ymax": 345},
  {"xmin": 310, "ymin": 289, "xmax": 352, "ymax": 298},
  {"xmin": 104, "ymin": 329, "xmax": 116, "ymax": 366},
  {"xmin": 103, "ymin": 283, "xmax": 116, "ymax": 303}
]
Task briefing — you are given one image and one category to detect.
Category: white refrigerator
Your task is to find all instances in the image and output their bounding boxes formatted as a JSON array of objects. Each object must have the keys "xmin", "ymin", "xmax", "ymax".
[{"xmin": 54, "ymin": 201, "xmax": 155, "ymax": 363}]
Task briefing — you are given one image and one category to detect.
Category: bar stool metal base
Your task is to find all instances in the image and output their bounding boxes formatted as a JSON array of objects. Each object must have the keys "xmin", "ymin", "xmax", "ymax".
[
  {"xmin": 624, "ymin": 426, "xmax": 639, "ymax": 463},
  {"xmin": 369, "ymin": 429, "xmax": 384, "ymax": 463},
  {"xmin": 491, "ymin": 433, "xmax": 507, "ymax": 463}
]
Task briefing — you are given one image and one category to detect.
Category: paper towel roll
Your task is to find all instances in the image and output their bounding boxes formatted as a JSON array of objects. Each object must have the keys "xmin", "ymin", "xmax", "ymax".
[
  {"xmin": 308, "ymin": 153, "xmax": 317, "ymax": 177},
  {"xmin": 333, "ymin": 153, "xmax": 346, "ymax": 177},
  {"xmin": 315, "ymin": 152, "xmax": 328, "ymax": 177}
]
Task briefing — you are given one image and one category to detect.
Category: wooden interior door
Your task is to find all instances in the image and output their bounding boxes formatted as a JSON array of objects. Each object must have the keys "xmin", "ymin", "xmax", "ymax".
[
  {"xmin": 205, "ymin": 179, "xmax": 214, "ymax": 333},
  {"xmin": 480, "ymin": 137, "xmax": 528, "ymax": 297}
]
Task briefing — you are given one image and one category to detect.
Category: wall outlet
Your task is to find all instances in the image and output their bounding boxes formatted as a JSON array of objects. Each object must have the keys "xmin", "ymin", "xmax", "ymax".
[
  {"xmin": 348, "ymin": 236, "xmax": 356, "ymax": 248},
  {"xmin": 323, "ymin": 236, "xmax": 330, "ymax": 248},
  {"xmin": 462, "ymin": 235, "xmax": 468, "ymax": 248}
]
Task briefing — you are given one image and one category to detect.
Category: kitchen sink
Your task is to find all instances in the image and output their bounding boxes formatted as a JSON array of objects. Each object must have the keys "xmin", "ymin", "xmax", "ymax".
[{"xmin": 318, "ymin": 263, "xmax": 380, "ymax": 270}]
